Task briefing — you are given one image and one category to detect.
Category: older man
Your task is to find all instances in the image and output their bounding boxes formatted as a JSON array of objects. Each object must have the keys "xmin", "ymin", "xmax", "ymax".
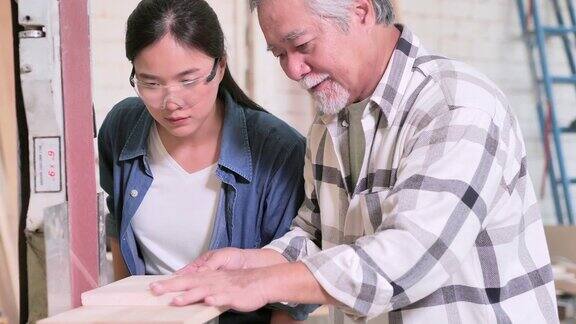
[{"xmin": 151, "ymin": 0, "xmax": 558, "ymax": 323}]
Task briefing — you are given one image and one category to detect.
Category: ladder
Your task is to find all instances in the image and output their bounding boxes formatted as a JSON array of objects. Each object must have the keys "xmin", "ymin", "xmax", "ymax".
[{"xmin": 516, "ymin": 0, "xmax": 576, "ymax": 225}]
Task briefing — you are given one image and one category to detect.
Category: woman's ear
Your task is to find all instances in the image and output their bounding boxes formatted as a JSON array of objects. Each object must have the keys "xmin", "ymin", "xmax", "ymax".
[
  {"xmin": 219, "ymin": 56, "xmax": 227, "ymax": 70},
  {"xmin": 219, "ymin": 57, "xmax": 227, "ymax": 73},
  {"xmin": 217, "ymin": 56, "xmax": 228, "ymax": 82}
]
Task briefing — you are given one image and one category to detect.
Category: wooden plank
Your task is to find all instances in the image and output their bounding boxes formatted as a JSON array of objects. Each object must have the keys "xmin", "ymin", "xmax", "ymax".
[
  {"xmin": 564, "ymin": 263, "xmax": 576, "ymax": 276},
  {"xmin": 39, "ymin": 276, "xmax": 226, "ymax": 323},
  {"xmin": 545, "ymin": 225, "xmax": 576, "ymax": 262},
  {"xmin": 556, "ymin": 278, "xmax": 576, "ymax": 295},
  {"xmin": 0, "ymin": 173, "xmax": 17, "ymax": 324},
  {"xmin": 0, "ymin": 0, "xmax": 20, "ymax": 217},
  {"xmin": 37, "ymin": 305, "xmax": 225, "ymax": 324},
  {"xmin": 0, "ymin": 1, "xmax": 20, "ymax": 323},
  {"xmin": 309, "ymin": 305, "xmax": 329, "ymax": 317},
  {"xmin": 81, "ymin": 276, "xmax": 179, "ymax": 306}
]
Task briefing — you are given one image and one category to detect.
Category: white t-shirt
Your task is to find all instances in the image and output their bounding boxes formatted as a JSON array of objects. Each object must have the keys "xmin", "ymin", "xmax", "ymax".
[{"xmin": 132, "ymin": 124, "xmax": 221, "ymax": 275}]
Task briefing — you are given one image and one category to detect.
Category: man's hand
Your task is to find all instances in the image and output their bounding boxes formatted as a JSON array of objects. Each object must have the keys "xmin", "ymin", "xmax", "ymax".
[
  {"xmin": 176, "ymin": 248, "xmax": 289, "ymax": 275},
  {"xmin": 151, "ymin": 267, "xmax": 271, "ymax": 312},
  {"xmin": 150, "ymin": 262, "xmax": 336, "ymax": 312},
  {"xmin": 175, "ymin": 248, "xmax": 248, "ymax": 274}
]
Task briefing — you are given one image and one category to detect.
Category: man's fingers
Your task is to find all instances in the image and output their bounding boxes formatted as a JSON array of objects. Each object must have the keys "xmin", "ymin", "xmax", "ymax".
[
  {"xmin": 196, "ymin": 265, "xmax": 211, "ymax": 273},
  {"xmin": 201, "ymin": 251, "xmax": 231, "ymax": 271},
  {"xmin": 150, "ymin": 274, "xmax": 199, "ymax": 295},
  {"xmin": 175, "ymin": 263, "xmax": 198, "ymax": 275},
  {"xmin": 205, "ymin": 292, "xmax": 260, "ymax": 312},
  {"xmin": 171, "ymin": 286, "xmax": 212, "ymax": 306},
  {"xmin": 204, "ymin": 293, "xmax": 232, "ymax": 308},
  {"xmin": 175, "ymin": 251, "xmax": 215, "ymax": 275}
]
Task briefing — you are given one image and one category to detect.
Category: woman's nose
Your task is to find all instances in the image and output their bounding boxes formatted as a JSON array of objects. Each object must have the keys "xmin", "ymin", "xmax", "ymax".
[{"xmin": 161, "ymin": 94, "xmax": 186, "ymax": 111}]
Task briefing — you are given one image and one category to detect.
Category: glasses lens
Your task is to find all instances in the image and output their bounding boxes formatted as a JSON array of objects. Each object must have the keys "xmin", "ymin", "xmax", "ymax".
[
  {"xmin": 134, "ymin": 83, "xmax": 164, "ymax": 108},
  {"xmin": 131, "ymin": 58, "xmax": 218, "ymax": 108}
]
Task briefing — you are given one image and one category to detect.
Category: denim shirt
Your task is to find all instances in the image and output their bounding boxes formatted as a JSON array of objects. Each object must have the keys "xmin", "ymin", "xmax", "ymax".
[{"xmin": 98, "ymin": 91, "xmax": 314, "ymax": 321}]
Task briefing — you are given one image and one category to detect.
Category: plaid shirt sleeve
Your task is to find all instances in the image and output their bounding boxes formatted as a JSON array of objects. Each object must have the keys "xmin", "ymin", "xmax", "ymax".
[{"xmin": 267, "ymin": 107, "xmax": 507, "ymax": 320}]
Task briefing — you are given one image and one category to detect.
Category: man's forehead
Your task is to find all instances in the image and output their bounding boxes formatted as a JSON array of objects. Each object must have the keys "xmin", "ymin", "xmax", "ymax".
[
  {"xmin": 283, "ymin": 29, "xmax": 308, "ymax": 41},
  {"xmin": 266, "ymin": 28, "xmax": 309, "ymax": 51},
  {"xmin": 257, "ymin": 0, "xmax": 315, "ymax": 32},
  {"xmin": 257, "ymin": 0, "xmax": 321, "ymax": 47}
]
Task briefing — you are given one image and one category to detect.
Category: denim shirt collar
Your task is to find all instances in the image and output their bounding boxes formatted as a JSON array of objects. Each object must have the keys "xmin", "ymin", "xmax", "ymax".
[
  {"xmin": 118, "ymin": 100, "xmax": 153, "ymax": 162},
  {"xmin": 118, "ymin": 90, "xmax": 253, "ymax": 182},
  {"xmin": 217, "ymin": 91, "xmax": 253, "ymax": 182}
]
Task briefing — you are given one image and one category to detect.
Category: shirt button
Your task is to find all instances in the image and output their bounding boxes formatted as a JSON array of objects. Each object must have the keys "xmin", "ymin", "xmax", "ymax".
[
  {"xmin": 341, "ymin": 120, "xmax": 349, "ymax": 127},
  {"xmin": 130, "ymin": 189, "xmax": 138, "ymax": 198}
]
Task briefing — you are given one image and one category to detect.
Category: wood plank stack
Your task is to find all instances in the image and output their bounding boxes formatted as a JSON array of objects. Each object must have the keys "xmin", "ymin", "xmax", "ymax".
[
  {"xmin": 553, "ymin": 262, "xmax": 576, "ymax": 295},
  {"xmin": 39, "ymin": 276, "xmax": 227, "ymax": 324}
]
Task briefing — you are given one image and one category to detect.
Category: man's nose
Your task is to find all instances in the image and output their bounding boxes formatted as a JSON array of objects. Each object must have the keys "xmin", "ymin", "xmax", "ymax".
[{"xmin": 283, "ymin": 53, "xmax": 311, "ymax": 81}]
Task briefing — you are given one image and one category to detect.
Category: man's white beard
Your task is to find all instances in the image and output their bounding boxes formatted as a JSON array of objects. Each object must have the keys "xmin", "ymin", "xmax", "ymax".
[{"xmin": 299, "ymin": 73, "xmax": 350, "ymax": 115}]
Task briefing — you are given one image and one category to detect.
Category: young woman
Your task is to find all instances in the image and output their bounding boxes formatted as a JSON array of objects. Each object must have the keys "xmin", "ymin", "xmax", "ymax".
[{"xmin": 97, "ymin": 0, "xmax": 308, "ymax": 322}]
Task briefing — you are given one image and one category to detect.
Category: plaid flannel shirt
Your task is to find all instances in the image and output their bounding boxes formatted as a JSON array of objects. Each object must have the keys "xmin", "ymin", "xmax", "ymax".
[{"xmin": 265, "ymin": 25, "xmax": 558, "ymax": 324}]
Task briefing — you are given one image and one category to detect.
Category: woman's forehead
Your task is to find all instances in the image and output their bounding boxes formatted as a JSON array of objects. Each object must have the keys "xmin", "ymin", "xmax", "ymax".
[{"xmin": 135, "ymin": 36, "xmax": 212, "ymax": 67}]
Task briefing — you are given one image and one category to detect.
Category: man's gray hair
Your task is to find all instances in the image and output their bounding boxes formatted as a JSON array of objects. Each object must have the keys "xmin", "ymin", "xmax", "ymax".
[{"xmin": 249, "ymin": 0, "xmax": 395, "ymax": 29}]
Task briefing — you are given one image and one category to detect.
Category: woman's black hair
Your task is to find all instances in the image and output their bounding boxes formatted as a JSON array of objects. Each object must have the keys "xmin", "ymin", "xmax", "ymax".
[{"xmin": 126, "ymin": 0, "xmax": 264, "ymax": 111}]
